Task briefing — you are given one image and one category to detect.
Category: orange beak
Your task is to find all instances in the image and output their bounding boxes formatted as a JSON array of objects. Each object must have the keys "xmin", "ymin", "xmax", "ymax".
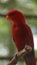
[{"xmin": 6, "ymin": 15, "xmax": 9, "ymax": 20}]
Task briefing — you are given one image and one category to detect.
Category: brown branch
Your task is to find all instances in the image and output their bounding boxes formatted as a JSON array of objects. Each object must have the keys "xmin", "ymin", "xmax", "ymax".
[
  {"xmin": 7, "ymin": 45, "xmax": 32, "ymax": 65},
  {"xmin": 0, "ymin": 14, "xmax": 6, "ymax": 17},
  {"xmin": 0, "ymin": 14, "xmax": 37, "ymax": 18}
]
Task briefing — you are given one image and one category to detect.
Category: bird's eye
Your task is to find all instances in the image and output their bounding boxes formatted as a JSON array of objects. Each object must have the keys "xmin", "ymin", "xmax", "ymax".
[{"xmin": 9, "ymin": 13, "xmax": 15, "ymax": 16}]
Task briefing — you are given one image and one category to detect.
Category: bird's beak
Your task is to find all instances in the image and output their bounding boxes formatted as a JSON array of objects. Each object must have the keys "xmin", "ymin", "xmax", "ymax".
[{"xmin": 6, "ymin": 15, "xmax": 9, "ymax": 21}]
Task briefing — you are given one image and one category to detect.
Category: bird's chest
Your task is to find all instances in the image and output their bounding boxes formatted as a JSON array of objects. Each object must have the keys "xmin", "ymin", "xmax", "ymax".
[{"xmin": 12, "ymin": 23, "xmax": 24, "ymax": 41}]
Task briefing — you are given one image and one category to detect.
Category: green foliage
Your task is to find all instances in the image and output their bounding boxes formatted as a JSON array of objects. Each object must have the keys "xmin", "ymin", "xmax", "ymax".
[
  {"xmin": 0, "ymin": 17, "xmax": 17, "ymax": 57},
  {"xmin": 0, "ymin": 0, "xmax": 37, "ymax": 15},
  {"xmin": 35, "ymin": 50, "xmax": 37, "ymax": 58},
  {"xmin": 27, "ymin": 18, "xmax": 37, "ymax": 27}
]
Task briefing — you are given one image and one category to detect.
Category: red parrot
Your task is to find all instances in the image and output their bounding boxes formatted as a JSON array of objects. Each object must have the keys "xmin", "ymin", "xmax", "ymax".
[{"xmin": 6, "ymin": 10, "xmax": 36, "ymax": 65}]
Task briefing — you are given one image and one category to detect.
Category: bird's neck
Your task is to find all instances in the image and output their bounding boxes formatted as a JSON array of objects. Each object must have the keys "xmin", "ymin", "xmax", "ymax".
[
  {"xmin": 12, "ymin": 15, "xmax": 26, "ymax": 28},
  {"xmin": 13, "ymin": 20, "xmax": 25, "ymax": 29}
]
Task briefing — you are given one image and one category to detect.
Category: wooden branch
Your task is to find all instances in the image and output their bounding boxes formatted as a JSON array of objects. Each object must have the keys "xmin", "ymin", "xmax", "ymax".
[
  {"xmin": 7, "ymin": 45, "xmax": 32, "ymax": 65},
  {"xmin": 0, "ymin": 14, "xmax": 37, "ymax": 18},
  {"xmin": 0, "ymin": 14, "xmax": 6, "ymax": 17}
]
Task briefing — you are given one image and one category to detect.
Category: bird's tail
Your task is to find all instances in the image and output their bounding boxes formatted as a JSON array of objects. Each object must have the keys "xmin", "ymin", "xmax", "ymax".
[{"xmin": 24, "ymin": 50, "xmax": 36, "ymax": 65}]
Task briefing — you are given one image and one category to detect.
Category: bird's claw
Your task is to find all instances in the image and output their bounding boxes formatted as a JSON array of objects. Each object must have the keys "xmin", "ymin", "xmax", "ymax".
[{"xmin": 25, "ymin": 45, "xmax": 32, "ymax": 52}]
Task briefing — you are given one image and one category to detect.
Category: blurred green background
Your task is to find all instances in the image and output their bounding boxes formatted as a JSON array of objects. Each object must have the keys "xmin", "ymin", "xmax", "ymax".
[{"xmin": 0, "ymin": 0, "xmax": 37, "ymax": 65}]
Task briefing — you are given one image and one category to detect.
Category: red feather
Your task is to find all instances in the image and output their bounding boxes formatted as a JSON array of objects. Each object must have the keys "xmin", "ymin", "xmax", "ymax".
[{"xmin": 6, "ymin": 10, "xmax": 36, "ymax": 65}]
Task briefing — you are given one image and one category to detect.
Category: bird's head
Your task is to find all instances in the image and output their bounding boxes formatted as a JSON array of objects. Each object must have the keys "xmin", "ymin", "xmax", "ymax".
[{"xmin": 6, "ymin": 10, "xmax": 26, "ymax": 24}]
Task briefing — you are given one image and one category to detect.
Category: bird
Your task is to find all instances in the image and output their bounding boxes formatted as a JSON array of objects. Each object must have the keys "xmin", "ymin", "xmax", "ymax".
[{"xmin": 6, "ymin": 10, "xmax": 36, "ymax": 65}]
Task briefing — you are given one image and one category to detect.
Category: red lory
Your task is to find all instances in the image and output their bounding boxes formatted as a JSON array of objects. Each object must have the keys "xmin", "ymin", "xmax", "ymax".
[{"xmin": 6, "ymin": 10, "xmax": 36, "ymax": 65}]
